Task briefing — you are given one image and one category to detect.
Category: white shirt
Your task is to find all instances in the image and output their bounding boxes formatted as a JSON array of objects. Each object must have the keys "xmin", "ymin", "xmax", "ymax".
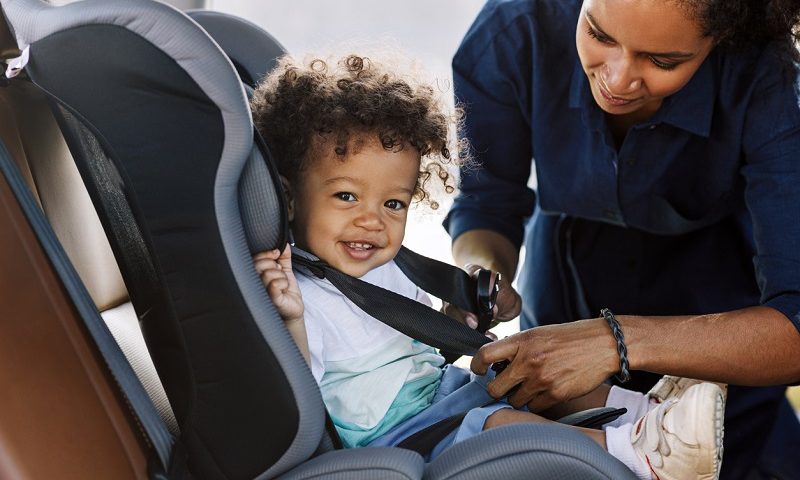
[{"xmin": 296, "ymin": 260, "xmax": 445, "ymax": 447}]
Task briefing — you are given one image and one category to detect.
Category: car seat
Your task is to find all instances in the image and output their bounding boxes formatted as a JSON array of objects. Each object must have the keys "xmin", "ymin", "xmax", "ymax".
[{"xmin": 0, "ymin": 0, "xmax": 638, "ymax": 478}]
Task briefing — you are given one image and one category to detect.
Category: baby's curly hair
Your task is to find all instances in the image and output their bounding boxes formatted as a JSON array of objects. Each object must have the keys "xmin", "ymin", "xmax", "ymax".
[{"xmin": 251, "ymin": 54, "xmax": 468, "ymax": 209}]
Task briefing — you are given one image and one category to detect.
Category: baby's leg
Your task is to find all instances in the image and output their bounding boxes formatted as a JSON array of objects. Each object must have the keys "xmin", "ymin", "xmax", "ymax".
[
  {"xmin": 484, "ymin": 408, "xmax": 607, "ymax": 449},
  {"xmin": 540, "ymin": 383, "xmax": 613, "ymax": 419},
  {"xmin": 541, "ymin": 376, "xmax": 728, "ymax": 422}
]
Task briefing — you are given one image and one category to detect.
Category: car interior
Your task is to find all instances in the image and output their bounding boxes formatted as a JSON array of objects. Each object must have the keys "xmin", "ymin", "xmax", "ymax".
[{"xmin": 2, "ymin": 0, "xmax": 795, "ymax": 478}]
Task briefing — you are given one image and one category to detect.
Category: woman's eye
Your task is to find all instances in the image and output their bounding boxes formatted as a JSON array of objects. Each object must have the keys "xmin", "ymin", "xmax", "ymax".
[
  {"xmin": 335, "ymin": 192, "xmax": 357, "ymax": 202},
  {"xmin": 586, "ymin": 26, "xmax": 613, "ymax": 45},
  {"xmin": 649, "ymin": 56, "xmax": 679, "ymax": 71},
  {"xmin": 384, "ymin": 199, "xmax": 407, "ymax": 211}
]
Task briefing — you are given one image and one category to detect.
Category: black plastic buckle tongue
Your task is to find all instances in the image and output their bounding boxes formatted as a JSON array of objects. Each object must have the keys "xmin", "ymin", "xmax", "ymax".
[
  {"xmin": 475, "ymin": 269, "xmax": 500, "ymax": 333},
  {"xmin": 475, "ymin": 269, "xmax": 511, "ymax": 375}
]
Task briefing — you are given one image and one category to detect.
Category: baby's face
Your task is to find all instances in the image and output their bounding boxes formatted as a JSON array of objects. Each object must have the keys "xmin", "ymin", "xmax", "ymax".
[{"xmin": 290, "ymin": 136, "xmax": 420, "ymax": 277}]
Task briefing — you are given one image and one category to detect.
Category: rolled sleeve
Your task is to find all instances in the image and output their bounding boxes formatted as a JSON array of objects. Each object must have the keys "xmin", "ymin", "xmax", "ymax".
[
  {"xmin": 741, "ymin": 60, "xmax": 800, "ymax": 333},
  {"xmin": 445, "ymin": 7, "xmax": 537, "ymax": 247}
]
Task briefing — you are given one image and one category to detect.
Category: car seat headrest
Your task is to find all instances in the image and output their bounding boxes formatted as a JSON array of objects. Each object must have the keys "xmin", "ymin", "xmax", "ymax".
[
  {"xmin": 0, "ymin": 6, "xmax": 19, "ymax": 59},
  {"xmin": 186, "ymin": 9, "xmax": 287, "ymax": 89},
  {"xmin": 239, "ymin": 137, "xmax": 289, "ymax": 254}
]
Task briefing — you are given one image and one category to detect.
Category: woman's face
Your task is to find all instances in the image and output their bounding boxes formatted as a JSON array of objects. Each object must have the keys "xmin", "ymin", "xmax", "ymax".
[{"xmin": 576, "ymin": 0, "xmax": 714, "ymax": 119}]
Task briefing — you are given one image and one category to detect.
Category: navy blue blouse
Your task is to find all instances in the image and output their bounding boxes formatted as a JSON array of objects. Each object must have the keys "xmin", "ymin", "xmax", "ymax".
[
  {"xmin": 445, "ymin": 0, "xmax": 800, "ymax": 476},
  {"xmin": 446, "ymin": 0, "xmax": 800, "ymax": 333}
]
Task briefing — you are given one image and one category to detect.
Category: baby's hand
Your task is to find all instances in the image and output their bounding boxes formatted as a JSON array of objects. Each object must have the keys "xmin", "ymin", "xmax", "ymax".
[{"xmin": 254, "ymin": 245, "xmax": 304, "ymax": 323}]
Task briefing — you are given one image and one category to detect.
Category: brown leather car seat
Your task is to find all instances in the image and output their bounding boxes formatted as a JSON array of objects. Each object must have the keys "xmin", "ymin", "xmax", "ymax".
[{"xmin": 0, "ymin": 7, "xmax": 178, "ymax": 436}]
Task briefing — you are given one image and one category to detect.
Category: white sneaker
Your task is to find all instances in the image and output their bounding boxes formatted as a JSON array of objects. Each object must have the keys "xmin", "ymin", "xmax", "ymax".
[
  {"xmin": 648, "ymin": 375, "xmax": 728, "ymax": 404},
  {"xmin": 632, "ymin": 382, "xmax": 725, "ymax": 480}
]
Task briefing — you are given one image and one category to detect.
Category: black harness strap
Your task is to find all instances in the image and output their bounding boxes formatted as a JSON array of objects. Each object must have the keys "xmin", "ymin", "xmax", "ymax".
[
  {"xmin": 291, "ymin": 249, "xmax": 491, "ymax": 357},
  {"xmin": 393, "ymin": 246, "xmax": 478, "ymax": 315},
  {"xmin": 396, "ymin": 413, "xmax": 468, "ymax": 456}
]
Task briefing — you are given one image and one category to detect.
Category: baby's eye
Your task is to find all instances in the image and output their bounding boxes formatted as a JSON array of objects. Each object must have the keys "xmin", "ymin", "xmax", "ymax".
[
  {"xmin": 384, "ymin": 199, "xmax": 407, "ymax": 211},
  {"xmin": 335, "ymin": 192, "xmax": 357, "ymax": 202}
]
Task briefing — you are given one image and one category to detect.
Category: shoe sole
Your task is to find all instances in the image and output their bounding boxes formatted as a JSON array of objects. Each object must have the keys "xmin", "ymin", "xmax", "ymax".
[
  {"xmin": 678, "ymin": 382, "xmax": 726, "ymax": 480},
  {"xmin": 710, "ymin": 387, "xmax": 725, "ymax": 480}
]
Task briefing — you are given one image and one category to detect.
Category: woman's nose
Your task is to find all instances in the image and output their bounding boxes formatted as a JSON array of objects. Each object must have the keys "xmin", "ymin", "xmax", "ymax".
[{"xmin": 602, "ymin": 54, "xmax": 641, "ymax": 94}]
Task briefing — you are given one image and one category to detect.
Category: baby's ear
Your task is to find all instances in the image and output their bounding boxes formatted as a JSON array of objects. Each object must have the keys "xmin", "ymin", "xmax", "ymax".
[{"xmin": 280, "ymin": 175, "xmax": 295, "ymax": 222}]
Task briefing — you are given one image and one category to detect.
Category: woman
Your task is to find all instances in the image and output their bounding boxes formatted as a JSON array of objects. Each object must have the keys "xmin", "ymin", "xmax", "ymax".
[{"xmin": 445, "ymin": 0, "xmax": 800, "ymax": 478}]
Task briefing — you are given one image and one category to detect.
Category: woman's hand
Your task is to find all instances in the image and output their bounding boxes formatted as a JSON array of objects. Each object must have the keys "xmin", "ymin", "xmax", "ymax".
[
  {"xmin": 440, "ymin": 263, "xmax": 522, "ymax": 336},
  {"xmin": 253, "ymin": 245, "xmax": 304, "ymax": 323},
  {"xmin": 470, "ymin": 318, "xmax": 619, "ymax": 411}
]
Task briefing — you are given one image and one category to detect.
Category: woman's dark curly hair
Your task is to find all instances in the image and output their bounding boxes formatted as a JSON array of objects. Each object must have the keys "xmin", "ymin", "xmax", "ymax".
[
  {"xmin": 684, "ymin": 0, "xmax": 800, "ymax": 61},
  {"xmin": 251, "ymin": 54, "xmax": 468, "ymax": 209}
]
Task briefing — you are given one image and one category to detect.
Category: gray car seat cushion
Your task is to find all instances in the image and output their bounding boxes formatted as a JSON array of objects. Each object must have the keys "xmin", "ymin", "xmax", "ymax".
[
  {"xmin": 278, "ymin": 447, "xmax": 424, "ymax": 480},
  {"xmin": 186, "ymin": 9, "xmax": 286, "ymax": 87},
  {"xmin": 425, "ymin": 423, "xmax": 638, "ymax": 479},
  {"xmin": 239, "ymin": 146, "xmax": 284, "ymax": 254}
]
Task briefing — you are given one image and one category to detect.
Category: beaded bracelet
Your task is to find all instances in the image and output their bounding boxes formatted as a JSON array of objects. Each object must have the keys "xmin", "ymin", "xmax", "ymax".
[{"xmin": 600, "ymin": 308, "xmax": 631, "ymax": 383}]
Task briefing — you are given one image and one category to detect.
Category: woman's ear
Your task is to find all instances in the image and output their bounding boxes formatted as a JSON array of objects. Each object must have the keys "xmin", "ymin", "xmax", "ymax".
[{"xmin": 280, "ymin": 175, "xmax": 295, "ymax": 222}]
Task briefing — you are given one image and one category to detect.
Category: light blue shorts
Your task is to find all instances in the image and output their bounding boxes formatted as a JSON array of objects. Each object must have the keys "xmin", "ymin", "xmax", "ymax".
[{"xmin": 367, "ymin": 365, "xmax": 512, "ymax": 461}]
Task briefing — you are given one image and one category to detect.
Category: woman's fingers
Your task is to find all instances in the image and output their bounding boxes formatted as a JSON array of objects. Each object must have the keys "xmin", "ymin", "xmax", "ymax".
[
  {"xmin": 470, "ymin": 335, "xmax": 518, "ymax": 375},
  {"xmin": 477, "ymin": 321, "xmax": 620, "ymax": 411},
  {"xmin": 485, "ymin": 366, "xmax": 524, "ymax": 400},
  {"xmin": 464, "ymin": 262, "xmax": 521, "ymax": 323},
  {"xmin": 462, "ymin": 263, "xmax": 482, "ymax": 276},
  {"xmin": 494, "ymin": 286, "xmax": 522, "ymax": 321},
  {"xmin": 441, "ymin": 302, "xmax": 479, "ymax": 329}
]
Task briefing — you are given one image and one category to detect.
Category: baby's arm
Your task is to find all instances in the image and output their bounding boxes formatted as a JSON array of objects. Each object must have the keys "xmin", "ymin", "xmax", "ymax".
[{"xmin": 253, "ymin": 246, "xmax": 310, "ymax": 364}]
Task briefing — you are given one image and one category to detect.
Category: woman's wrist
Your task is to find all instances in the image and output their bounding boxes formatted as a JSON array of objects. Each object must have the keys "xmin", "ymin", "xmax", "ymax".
[
  {"xmin": 600, "ymin": 309, "xmax": 631, "ymax": 383},
  {"xmin": 584, "ymin": 317, "xmax": 625, "ymax": 380},
  {"xmin": 613, "ymin": 314, "xmax": 650, "ymax": 372}
]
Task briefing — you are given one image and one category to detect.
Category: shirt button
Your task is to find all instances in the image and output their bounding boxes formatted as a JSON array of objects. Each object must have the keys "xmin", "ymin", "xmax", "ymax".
[
  {"xmin": 626, "ymin": 157, "xmax": 636, "ymax": 166},
  {"xmin": 602, "ymin": 209, "xmax": 618, "ymax": 220}
]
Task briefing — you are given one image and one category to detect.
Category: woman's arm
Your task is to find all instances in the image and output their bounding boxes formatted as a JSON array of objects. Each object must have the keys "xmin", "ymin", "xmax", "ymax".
[
  {"xmin": 452, "ymin": 229, "xmax": 519, "ymax": 282},
  {"xmin": 623, "ymin": 306, "xmax": 800, "ymax": 386},
  {"xmin": 471, "ymin": 306, "xmax": 800, "ymax": 411}
]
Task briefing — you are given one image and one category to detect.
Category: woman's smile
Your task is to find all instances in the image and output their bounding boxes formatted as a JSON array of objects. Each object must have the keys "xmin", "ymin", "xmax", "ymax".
[{"xmin": 596, "ymin": 79, "xmax": 637, "ymax": 106}]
